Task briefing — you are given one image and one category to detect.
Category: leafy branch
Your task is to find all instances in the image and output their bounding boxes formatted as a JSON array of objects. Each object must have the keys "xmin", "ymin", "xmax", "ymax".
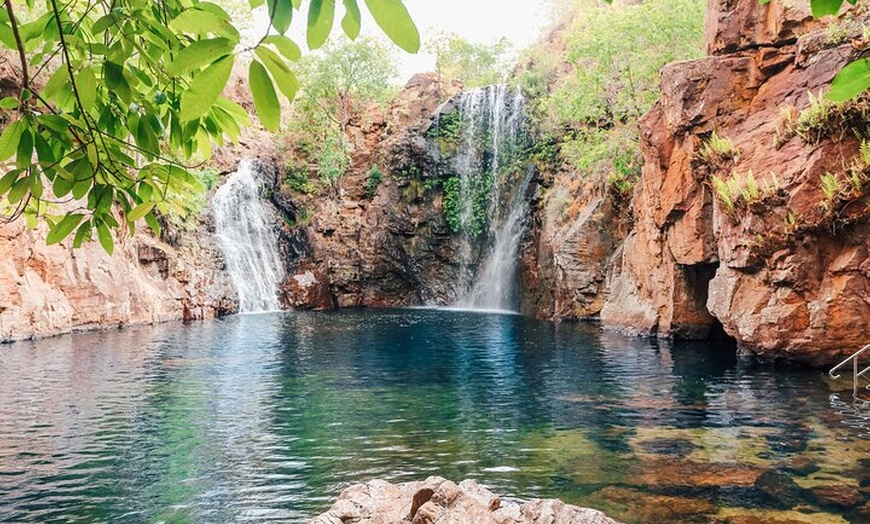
[{"xmin": 0, "ymin": 0, "xmax": 420, "ymax": 253}]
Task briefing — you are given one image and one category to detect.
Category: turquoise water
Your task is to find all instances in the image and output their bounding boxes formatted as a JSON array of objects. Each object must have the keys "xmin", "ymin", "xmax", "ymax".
[{"xmin": 0, "ymin": 309, "xmax": 867, "ymax": 523}]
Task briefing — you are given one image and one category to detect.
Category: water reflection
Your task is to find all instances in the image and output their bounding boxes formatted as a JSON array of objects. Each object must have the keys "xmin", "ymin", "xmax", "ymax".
[{"xmin": 0, "ymin": 310, "xmax": 867, "ymax": 523}]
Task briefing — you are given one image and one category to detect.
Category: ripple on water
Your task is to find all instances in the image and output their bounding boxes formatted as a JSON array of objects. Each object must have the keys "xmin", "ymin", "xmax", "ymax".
[{"xmin": 0, "ymin": 310, "xmax": 867, "ymax": 524}]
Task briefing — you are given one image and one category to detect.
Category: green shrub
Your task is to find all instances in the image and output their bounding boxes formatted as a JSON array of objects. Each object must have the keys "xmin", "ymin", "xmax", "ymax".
[
  {"xmin": 392, "ymin": 165, "xmax": 423, "ymax": 180},
  {"xmin": 697, "ymin": 131, "xmax": 739, "ymax": 166},
  {"xmin": 426, "ymin": 110, "xmax": 461, "ymax": 142},
  {"xmin": 317, "ymin": 133, "xmax": 350, "ymax": 197},
  {"xmin": 712, "ymin": 170, "xmax": 780, "ymax": 214},
  {"xmin": 820, "ymin": 172, "xmax": 842, "ymax": 211},
  {"xmin": 286, "ymin": 163, "xmax": 316, "ymax": 194},
  {"xmin": 791, "ymin": 91, "xmax": 870, "ymax": 143},
  {"xmin": 442, "ymin": 173, "xmax": 494, "ymax": 237},
  {"xmin": 365, "ymin": 166, "xmax": 383, "ymax": 198},
  {"xmin": 712, "ymin": 176, "xmax": 736, "ymax": 211},
  {"xmin": 560, "ymin": 125, "xmax": 642, "ymax": 194}
]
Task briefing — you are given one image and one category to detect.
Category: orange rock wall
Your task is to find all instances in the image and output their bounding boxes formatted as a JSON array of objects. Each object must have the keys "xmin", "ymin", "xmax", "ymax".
[
  {"xmin": 601, "ymin": 0, "xmax": 870, "ymax": 364},
  {"xmin": 0, "ymin": 219, "xmax": 234, "ymax": 342}
]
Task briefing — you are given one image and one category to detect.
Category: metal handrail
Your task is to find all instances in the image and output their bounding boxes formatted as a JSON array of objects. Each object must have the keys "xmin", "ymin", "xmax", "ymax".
[
  {"xmin": 830, "ymin": 344, "xmax": 870, "ymax": 378},
  {"xmin": 829, "ymin": 343, "xmax": 870, "ymax": 397}
]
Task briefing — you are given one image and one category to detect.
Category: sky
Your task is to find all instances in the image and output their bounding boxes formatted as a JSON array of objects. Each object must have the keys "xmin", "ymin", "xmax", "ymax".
[
  {"xmin": 396, "ymin": 0, "xmax": 554, "ymax": 82},
  {"xmin": 244, "ymin": 0, "xmax": 554, "ymax": 84}
]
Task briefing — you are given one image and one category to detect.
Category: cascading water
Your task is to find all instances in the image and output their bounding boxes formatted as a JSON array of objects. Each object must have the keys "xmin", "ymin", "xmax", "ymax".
[
  {"xmin": 212, "ymin": 161, "xmax": 284, "ymax": 312},
  {"xmin": 434, "ymin": 85, "xmax": 529, "ymax": 312}
]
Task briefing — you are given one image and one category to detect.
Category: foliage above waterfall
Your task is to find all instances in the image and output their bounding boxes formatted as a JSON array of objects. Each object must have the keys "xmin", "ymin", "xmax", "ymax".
[
  {"xmin": 428, "ymin": 32, "xmax": 513, "ymax": 89},
  {"xmin": 284, "ymin": 36, "xmax": 398, "ymax": 198},
  {"xmin": 0, "ymin": 0, "xmax": 418, "ymax": 253},
  {"xmin": 516, "ymin": 0, "xmax": 705, "ymax": 194}
]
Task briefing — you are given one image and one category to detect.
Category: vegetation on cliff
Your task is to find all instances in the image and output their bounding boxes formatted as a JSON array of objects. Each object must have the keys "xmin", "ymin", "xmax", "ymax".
[
  {"xmin": 516, "ymin": 0, "xmax": 706, "ymax": 198},
  {"xmin": 284, "ymin": 36, "xmax": 397, "ymax": 198}
]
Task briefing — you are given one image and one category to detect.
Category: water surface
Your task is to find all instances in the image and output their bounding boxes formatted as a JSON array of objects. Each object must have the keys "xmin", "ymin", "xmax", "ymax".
[{"xmin": 0, "ymin": 309, "xmax": 867, "ymax": 523}]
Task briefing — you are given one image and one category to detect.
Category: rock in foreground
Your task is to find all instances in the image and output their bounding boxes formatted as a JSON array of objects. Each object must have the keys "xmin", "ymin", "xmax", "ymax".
[{"xmin": 310, "ymin": 477, "xmax": 623, "ymax": 524}]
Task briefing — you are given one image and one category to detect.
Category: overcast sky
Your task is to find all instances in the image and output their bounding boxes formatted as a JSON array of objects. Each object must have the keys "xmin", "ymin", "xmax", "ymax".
[
  {"xmin": 245, "ymin": 1, "xmax": 554, "ymax": 84},
  {"xmin": 397, "ymin": 0, "xmax": 553, "ymax": 82}
]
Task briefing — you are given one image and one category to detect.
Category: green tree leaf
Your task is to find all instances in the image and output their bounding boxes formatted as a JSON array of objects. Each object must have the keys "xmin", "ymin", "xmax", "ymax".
[
  {"xmin": 72, "ymin": 222, "xmax": 92, "ymax": 248},
  {"xmin": 364, "ymin": 0, "xmax": 419, "ymax": 52},
  {"xmin": 76, "ymin": 67, "xmax": 97, "ymax": 112},
  {"xmin": 145, "ymin": 213, "xmax": 162, "ymax": 236},
  {"xmin": 96, "ymin": 220, "xmax": 114, "ymax": 255},
  {"xmin": 180, "ymin": 55, "xmax": 235, "ymax": 121},
  {"xmin": 8, "ymin": 175, "xmax": 31, "ymax": 204},
  {"xmin": 0, "ymin": 118, "xmax": 24, "ymax": 161},
  {"xmin": 810, "ymin": 0, "xmax": 844, "ymax": 17},
  {"xmin": 267, "ymin": 0, "xmax": 294, "ymax": 34},
  {"xmin": 171, "ymin": 6, "xmax": 239, "ymax": 42},
  {"xmin": 342, "ymin": 0, "xmax": 361, "ymax": 39},
  {"xmin": 264, "ymin": 35, "xmax": 302, "ymax": 61},
  {"xmin": 46, "ymin": 213, "xmax": 84, "ymax": 245},
  {"xmin": 16, "ymin": 128, "xmax": 32, "ymax": 169},
  {"xmin": 0, "ymin": 170, "xmax": 20, "ymax": 194},
  {"xmin": 828, "ymin": 57, "xmax": 870, "ymax": 101},
  {"xmin": 104, "ymin": 61, "xmax": 131, "ymax": 103},
  {"xmin": 255, "ymin": 46, "xmax": 300, "ymax": 101},
  {"xmin": 307, "ymin": 0, "xmax": 335, "ymax": 50},
  {"xmin": 0, "ymin": 96, "xmax": 19, "ymax": 109},
  {"xmin": 166, "ymin": 38, "xmax": 235, "ymax": 75},
  {"xmin": 40, "ymin": 66, "xmax": 69, "ymax": 102},
  {"xmin": 127, "ymin": 201, "xmax": 155, "ymax": 222},
  {"xmin": 249, "ymin": 59, "xmax": 281, "ymax": 131}
]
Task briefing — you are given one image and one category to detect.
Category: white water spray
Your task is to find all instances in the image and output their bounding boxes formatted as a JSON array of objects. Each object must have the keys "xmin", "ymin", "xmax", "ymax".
[
  {"xmin": 438, "ymin": 85, "xmax": 529, "ymax": 312},
  {"xmin": 212, "ymin": 161, "xmax": 284, "ymax": 312}
]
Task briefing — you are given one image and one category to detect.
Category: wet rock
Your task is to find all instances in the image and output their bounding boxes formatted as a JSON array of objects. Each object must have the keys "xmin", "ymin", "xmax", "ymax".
[
  {"xmin": 590, "ymin": 486, "xmax": 716, "ymax": 523},
  {"xmin": 809, "ymin": 484, "xmax": 864, "ymax": 509},
  {"xmin": 754, "ymin": 471, "xmax": 807, "ymax": 509},
  {"xmin": 782, "ymin": 457, "xmax": 820, "ymax": 477},
  {"xmin": 638, "ymin": 458, "xmax": 764, "ymax": 488},
  {"xmin": 636, "ymin": 437, "xmax": 699, "ymax": 458},
  {"xmin": 310, "ymin": 476, "xmax": 624, "ymax": 524}
]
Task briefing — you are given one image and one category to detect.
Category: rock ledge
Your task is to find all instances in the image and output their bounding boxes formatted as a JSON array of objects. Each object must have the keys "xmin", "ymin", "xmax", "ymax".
[{"xmin": 310, "ymin": 476, "xmax": 623, "ymax": 524}]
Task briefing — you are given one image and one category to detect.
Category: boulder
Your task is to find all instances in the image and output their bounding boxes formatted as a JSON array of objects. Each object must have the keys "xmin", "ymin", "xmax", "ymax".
[{"xmin": 309, "ymin": 477, "xmax": 623, "ymax": 524}]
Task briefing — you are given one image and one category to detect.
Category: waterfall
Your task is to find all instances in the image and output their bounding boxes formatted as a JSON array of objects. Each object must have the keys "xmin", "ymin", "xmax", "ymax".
[
  {"xmin": 212, "ymin": 161, "xmax": 284, "ymax": 312},
  {"xmin": 435, "ymin": 85, "xmax": 529, "ymax": 312}
]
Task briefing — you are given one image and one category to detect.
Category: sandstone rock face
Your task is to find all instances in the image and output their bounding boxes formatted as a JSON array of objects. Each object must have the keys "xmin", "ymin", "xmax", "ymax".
[
  {"xmin": 0, "ymin": 217, "xmax": 235, "ymax": 342},
  {"xmin": 275, "ymin": 73, "xmax": 469, "ymax": 309},
  {"xmin": 601, "ymin": 0, "xmax": 870, "ymax": 364},
  {"xmin": 520, "ymin": 172, "xmax": 628, "ymax": 321},
  {"xmin": 310, "ymin": 477, "xmax": 623, "ymax": 524}
]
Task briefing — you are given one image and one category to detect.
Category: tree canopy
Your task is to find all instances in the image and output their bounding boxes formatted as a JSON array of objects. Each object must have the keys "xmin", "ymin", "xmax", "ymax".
[
  {"xmin": 0, "ymin": 0, "xmax": 419, "ymax": 253},
  {"xmin": 428, "ymin": 32, "xmax": 512, "ymax": 89},
  {"xmin": 288, "ymin": 36, "xmax": 398, "ymax": 196}
]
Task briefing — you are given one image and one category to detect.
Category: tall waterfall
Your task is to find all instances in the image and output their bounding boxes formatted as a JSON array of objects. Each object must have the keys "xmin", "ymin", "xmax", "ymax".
[
  {"xmin": 436, "ymin": 85, "xmax": 529, "ymax": 312},
  {"xmin": 212, "ymin": 161, "xmax": 284, "ymax": 312}
]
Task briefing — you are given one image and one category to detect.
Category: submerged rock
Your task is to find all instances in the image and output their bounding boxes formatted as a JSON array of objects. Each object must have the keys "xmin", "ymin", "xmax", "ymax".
[{"xmin": 309, "ymin": 476, "xmax": 623, "ymax": 524}]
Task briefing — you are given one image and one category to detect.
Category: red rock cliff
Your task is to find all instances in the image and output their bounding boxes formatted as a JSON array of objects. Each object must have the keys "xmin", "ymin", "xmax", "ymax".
[{"xmin": 601, "ymin": 0, "xmax": 870, "ymax": 365}]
